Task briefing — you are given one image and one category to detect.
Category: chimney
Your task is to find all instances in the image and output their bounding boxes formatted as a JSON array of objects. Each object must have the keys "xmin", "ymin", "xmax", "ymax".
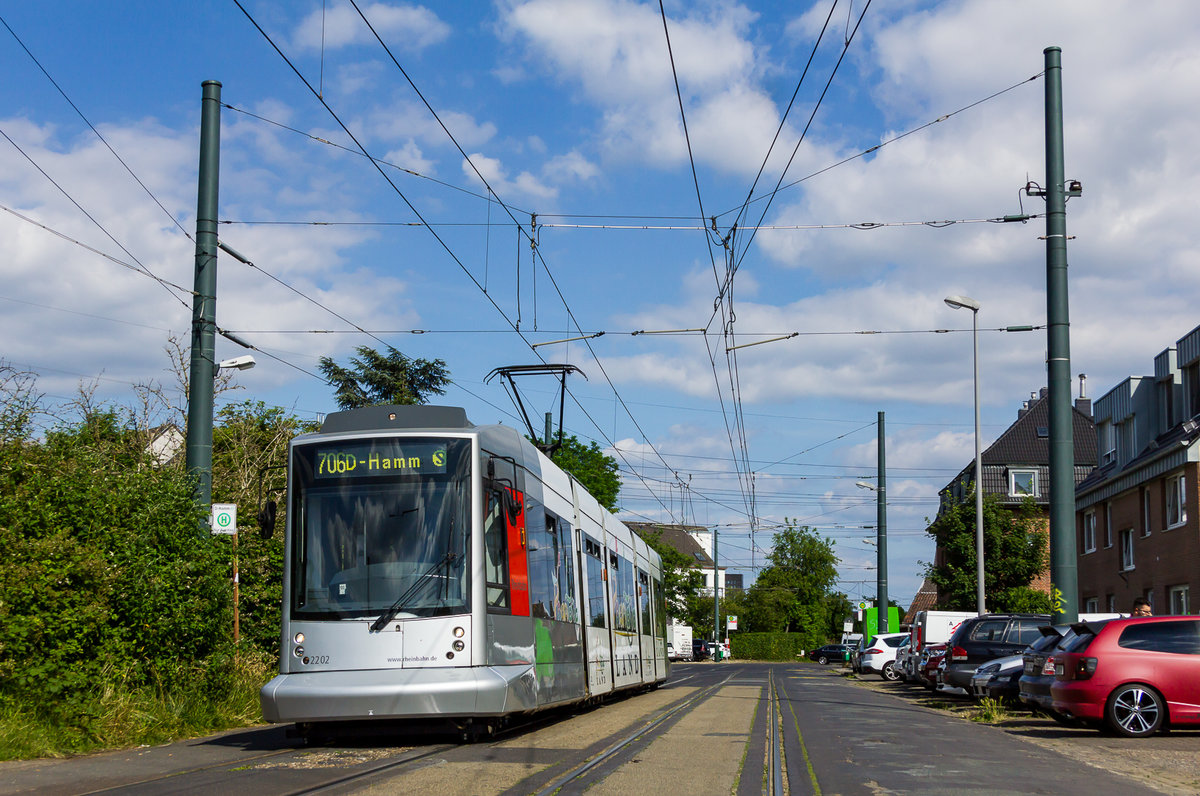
[{"xmin": 1075, "ymin": 373, "xmax": 1091, "ymax": 416}]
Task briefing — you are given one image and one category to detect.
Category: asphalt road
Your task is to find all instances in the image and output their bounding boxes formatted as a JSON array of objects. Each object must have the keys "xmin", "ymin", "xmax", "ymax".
[{"xmin": 0, "ymin": 662, "xmax": 1176, "ymax": 795}]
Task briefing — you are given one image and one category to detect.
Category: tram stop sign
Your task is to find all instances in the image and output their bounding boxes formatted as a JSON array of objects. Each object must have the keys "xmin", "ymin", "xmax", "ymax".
[{"xmin": 211, "ymin": 503, "xmax": 238, "ymax": 535}]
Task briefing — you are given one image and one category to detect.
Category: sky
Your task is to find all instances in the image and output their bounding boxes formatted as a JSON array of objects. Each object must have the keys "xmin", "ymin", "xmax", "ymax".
[{"xmin": 3, "ymin": 0, "xmax": 1200, "ymax": 609}]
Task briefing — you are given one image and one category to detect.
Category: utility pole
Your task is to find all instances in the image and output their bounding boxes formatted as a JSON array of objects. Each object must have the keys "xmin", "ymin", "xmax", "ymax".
[
  {"xmin": 712, "ymin": 526, "xmax": 720, "ymax": 657},
  {"xmin": 876, "ymin": 411, "xmax": 888, "ymax": 631},
  {"xmin": 185, "ymin": 80, "xmax": 222, "ymax": 517},
  {"xmin": 1044, "ymin": 48, "xmax": 1078, "ymax": 622}
]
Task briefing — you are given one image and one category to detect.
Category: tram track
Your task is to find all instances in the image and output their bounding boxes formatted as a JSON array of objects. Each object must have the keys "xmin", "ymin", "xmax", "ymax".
[
  {"xmin": 766, "ymin": 668, "xmax": 785, "ymax": 796},
  {"xmin": 526, "ymin": 673, "xmax": 737, "ymax": 795}
]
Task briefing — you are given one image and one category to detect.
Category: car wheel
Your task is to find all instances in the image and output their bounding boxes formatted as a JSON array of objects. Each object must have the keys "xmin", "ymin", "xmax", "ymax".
[
  {"xmin": 817, "ymin": 655, "xmax": 829, "ymax": 665},
  {"xmin": 1105, "ymin": 684, "xmax": 1165, "ymax": 738},
  {"xmin": 882, "ymin": 662, "xmax": 900, "ymax": 681}
]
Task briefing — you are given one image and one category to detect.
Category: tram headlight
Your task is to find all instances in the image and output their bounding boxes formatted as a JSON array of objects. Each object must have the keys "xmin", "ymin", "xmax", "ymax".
[
  {"xmin": 294, "ymin": 632, "xmax": 305, "ymax": 644},
  {"xmin": 453, "ymin": 626, "xmax": 465, "ymax": 638},
  {"xmin": 453, "ymin": 640, "xmax": 465, "ymax": 651},
  {"xmin": 294, "ymin": 645, "xmax": 305, "ymax": 657}
]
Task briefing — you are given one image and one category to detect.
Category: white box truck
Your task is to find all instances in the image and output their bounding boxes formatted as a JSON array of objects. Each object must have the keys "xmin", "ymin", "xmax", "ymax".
[
  {"xmin": 669, "ymin": 622, "xmax": 693, "ymax": 661},
  {"xmin": 913, "ymin": 610, "xmax": 976, "ymax": 653}
]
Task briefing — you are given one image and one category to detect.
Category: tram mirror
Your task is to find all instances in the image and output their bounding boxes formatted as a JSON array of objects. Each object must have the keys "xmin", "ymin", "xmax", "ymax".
[
  {"xmin": 502, "ymin": 490, "xmax": 520, "ymax": 524},
  {"xmin": 257, "ymin": 500, "xmax": 277, "ymax": 539}
]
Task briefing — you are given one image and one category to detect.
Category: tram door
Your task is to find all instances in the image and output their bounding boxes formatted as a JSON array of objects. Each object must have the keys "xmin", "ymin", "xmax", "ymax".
[
  {"xmin": 581, "ymin": 534, "xmax": 612, "ymax": 694},
  {"xmin": 637, "ymin": 568, "xmax": 654, "ymax": 683}
]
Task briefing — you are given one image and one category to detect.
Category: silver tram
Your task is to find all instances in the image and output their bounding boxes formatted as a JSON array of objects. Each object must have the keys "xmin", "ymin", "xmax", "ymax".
[{"xmin": 260, "ymin": 405, "xmax": 669, "ymax": 736}]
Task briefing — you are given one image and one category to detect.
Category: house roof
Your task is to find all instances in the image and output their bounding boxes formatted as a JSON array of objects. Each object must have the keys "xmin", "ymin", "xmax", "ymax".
[
  {"xmin": 941, "ymin": 389, "xmax": 1096, "ymax": 506},
  {"xmin": 981, "ymin": 390, "xmax": 1096, "ymax": 466},
  {"xmin": 625, "ymin": 522, "xmax": 714, "ymax": 568},
  {"xmin": 904, "ymin": 577, "xmax": 938, "ymax": 624}
]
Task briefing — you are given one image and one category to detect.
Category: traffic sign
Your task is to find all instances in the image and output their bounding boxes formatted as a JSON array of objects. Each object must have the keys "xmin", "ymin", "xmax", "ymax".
[{"xmin": 211, "ymin": 503, "xmax": 237, "ymax": 535}]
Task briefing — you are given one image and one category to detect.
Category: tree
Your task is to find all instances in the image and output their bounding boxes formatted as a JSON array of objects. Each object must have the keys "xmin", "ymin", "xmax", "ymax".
[
  {"xmin": 317, "ymin": 345, "xmax": 450, "ymax": 410},
  {"xmin": 924, "ymin": 491, "xmax": 1051, "ymax": 613},
  {"xmin": 211, "ymin": 401, "xmax": 318, "ymax": 656},
  {"xmin": 549, "ymin": 435, "xmax": 620, "ymax": 512},
  {"xmin": 744, "ymin": 521, "xmax": 842, "ymax": 648},
  {"xmin": 0, "ymin": 400, "xmax": 233, "ymax": 735}
]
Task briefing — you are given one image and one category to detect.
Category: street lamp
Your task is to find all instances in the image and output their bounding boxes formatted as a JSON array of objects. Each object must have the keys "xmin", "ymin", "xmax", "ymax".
[{"xmin": 944, "ymin": 294, "xmax": 985, "ymax": 614}]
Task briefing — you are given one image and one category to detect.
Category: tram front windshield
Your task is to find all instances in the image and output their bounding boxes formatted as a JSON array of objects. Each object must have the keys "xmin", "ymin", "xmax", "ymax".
[{"xmin": 289, "ymin": 437, "xmax": 471, "ymax": 620}]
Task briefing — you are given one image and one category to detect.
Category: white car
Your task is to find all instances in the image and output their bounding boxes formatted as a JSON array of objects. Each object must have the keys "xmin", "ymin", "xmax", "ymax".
[{"xmin": 859, "ymin": 633, "xmax": 909, "ymax": 680}]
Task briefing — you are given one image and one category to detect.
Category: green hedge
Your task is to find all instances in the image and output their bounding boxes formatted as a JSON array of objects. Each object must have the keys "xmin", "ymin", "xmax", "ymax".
[
  {"xmin": 730, "ymin": 632, "xmax": 810, "ymax": 661},
  {"xmin": 0, "ymin": 411, "xmax": 235, "ymax": 738}
]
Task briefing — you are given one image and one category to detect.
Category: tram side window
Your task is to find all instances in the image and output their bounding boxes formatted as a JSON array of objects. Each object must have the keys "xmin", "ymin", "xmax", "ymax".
[
  {"xmin": 529, "ymin": 512, "xmax": 557, "ymax": 620},
  {"xmin": 556, "ymin": 516, "xmax": 578, "ymax": 622},
  {"xmin": 529, "ymin": 513, "xmax": 580, "ymax": 622},
  {"xmin": 613, "ymin": 553, "xmax": 637, "ymax": 633},
  {"xmin": 638, "ymin": 569, "xmax": 652, "ymax": 635},
  {"xmin": 484, "ymin": 489, "xmax": 509, "ymax": 610},
  {"xmin": 585, "ymin": 537, "xmax": 605, "ymax": 628},
  {"xmin": 654, "ymin": 576, "xmax": 667, "ymax": 638}
]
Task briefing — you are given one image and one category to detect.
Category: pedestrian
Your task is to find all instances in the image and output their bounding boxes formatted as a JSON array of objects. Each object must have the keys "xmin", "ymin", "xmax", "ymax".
[{"xmin": 1132, "ymin": 597, "xmax": 1152, "ymax": 617}]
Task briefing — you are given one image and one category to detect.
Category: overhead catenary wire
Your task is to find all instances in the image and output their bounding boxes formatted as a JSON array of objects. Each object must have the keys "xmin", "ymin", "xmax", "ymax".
[
  {"xmin": 348, "ymin": 0, "xmax": 693, "ymax": 521},
  {"xmin": 0, "ymin": 202, "xmax": 195, "ymax": 300},
  {"xmin": 0, "ymin": 13, "xmax": 195, "ymax": 245},
  {"xmin": 234, "ymin": 0, "xmax": 688, "ymax": 525},
  {"xmin": 658, "ymin": 0, "xmax": 757, "ymax": 527}
]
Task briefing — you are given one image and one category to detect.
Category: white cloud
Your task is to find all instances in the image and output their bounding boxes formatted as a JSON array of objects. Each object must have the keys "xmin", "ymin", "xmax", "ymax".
[
  {"xmin": 463, "ymin": 152, "xmax": 557, "ymax": 201},
  {"xmin": 501, "ymin": 0, "xmax": 773, "ymax": 170},
  {"xmin": 293, "ymin": 2, "xmax": 451, "ymax": 52},
  {"xmin": 543, "ymin": 150, "xmax": 600, "ymax": 183}
]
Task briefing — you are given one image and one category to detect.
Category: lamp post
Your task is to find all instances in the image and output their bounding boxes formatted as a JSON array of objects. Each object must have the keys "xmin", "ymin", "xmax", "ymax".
[{"xmin": 945, "ymin": 294, "xmax": 985, "ymax": 614}]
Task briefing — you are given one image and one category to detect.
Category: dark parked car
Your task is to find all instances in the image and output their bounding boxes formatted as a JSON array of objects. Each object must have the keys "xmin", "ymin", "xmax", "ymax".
[
  {"xmin": 969, "ymin": 655, "xmax": 1023, "ymax": 703},
  {"xmin": 692, "ymin": 639, "xmax": 712, "ymax": 661},
  {"xmin": 1052, "ymin": 616, "xmax": 1200, "ymax": 737},
  {"xmin": 1018, "ymin": 625, "xmax": 1076, "ymax": 722},
  {"xmin": 809, "ymin": 644, "xmax": 849, "ymax": 665},
  {"xmin": 943, "ymin": 613, "xmax": 1050, "ymax": 691}
]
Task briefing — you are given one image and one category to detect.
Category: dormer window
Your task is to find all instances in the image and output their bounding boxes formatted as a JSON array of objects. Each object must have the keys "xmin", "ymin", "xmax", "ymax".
[{"xmin": 1009, "ymin": 469, "xmax": 1038, "ymax": 497}]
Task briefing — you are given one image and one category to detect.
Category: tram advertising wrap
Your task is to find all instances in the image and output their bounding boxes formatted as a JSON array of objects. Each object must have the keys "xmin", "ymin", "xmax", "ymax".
[{"xmin": 259, "ymin": 405, "xmax": 668, "ymax": 740}]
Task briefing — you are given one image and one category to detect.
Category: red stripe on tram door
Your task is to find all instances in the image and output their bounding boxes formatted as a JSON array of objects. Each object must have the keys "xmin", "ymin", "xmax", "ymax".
[{"xmin": 506, "ymin": 489, "xmax": 530, "ymax": 617}]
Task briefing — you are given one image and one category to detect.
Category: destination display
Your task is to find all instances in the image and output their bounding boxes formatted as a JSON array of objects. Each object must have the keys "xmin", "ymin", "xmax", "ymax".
[{"xmin": 313, "ymin": 440, "xmax": 449, "ymax": 478}]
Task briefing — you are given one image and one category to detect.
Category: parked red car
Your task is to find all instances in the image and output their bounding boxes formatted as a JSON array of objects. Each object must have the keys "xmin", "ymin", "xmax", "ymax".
[
  {"xmin": 919, "ymin": 644, "xmax": 947, "ymax": 691},
  {"xmin": 1052, "ymin": 616, "xmax": 1200, "ymax": 737}
]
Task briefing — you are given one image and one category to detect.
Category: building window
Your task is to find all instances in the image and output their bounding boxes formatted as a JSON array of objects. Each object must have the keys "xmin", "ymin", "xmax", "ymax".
[
  {"xmin": 1100, "ymin": 421, "xmax": 1115, "ymax": 464},
  {"xmin": 1166, "ymin": 473, "xmax": 1187, "ymax": 529},
  {"xmin": 1104, "ymin": 503, "xmax": 1113, "ymax": 548},
  {"xmin": 1084, "ymin": 597, "xmax": 1099, "ymax": 613},
  {"xmin": 1082, "ymin": 511, "xmax": 1097, "ymax": 553},
  {"xmin": 1169, "ymin": 585, "xmax": 1190, "ymax": 616},
  {"xmin": 1008, "ymin": 469, "xmax": 1038, "ymax": 497},
  {"xmin": 1119, "ymin": 528, "xmax": 1135, "ymax": 571},
  {"xmin": 1106, "ymin": 594, "xmax": 1117, "ymax": 613},
  {"xmin": 1141, "ymin": 486, "xmax": 1152, "ymax": 537}
]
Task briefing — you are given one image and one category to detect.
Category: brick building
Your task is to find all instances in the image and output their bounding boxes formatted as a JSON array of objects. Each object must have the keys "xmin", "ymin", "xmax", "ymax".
[
  {"xmin": 1075, "ymin": 325, "xmax": 1200, "ymax": 615},
  {"xmin": 914, "ymin": 387, "xmax": 1095, "ymax": 615}
]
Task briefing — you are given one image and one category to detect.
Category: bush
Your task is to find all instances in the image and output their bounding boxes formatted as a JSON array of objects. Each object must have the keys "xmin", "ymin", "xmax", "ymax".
[
  {"xmin": 0, "ymin": 409, "xmax": 236, "ymax": 741},
  {"xmin": 730, "ymin": 632, "xmax": 808, "ymax": 661}
]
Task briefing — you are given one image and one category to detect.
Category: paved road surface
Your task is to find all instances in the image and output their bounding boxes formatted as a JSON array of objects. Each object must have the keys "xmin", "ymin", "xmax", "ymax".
[{"xmin": 0, "ymin": 663, "xmax": 1172, "ymax": 795}]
